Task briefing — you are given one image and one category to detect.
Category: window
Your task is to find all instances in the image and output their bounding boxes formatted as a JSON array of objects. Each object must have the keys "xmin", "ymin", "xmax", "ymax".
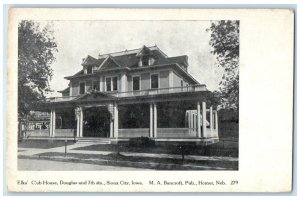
[
  {"xmin": 79, "ymin": 82, "xmax": 85, "ymax": 94},
  {"xmin": 142, "ymin": 56, "xmax": 148, "ymax": 66},
  {"xmin": 106, "ymin": 77, "xmax": 111, "ymax": 91},
  {"xmin": 181, "ymin": 80, "xmax": 184, "ymax": 87},
  {"xmin": 132, "ymin": 76, "xmax": 140, "ymax": 91},
  {"xmin": 87, "ymin": 66, "xmax": 93, "ymax": 74},
  {"xmin": 151, "ymin": 74, "xmax": 159, "ymax": 89},
  {"xmin": 106, "ymin": 77, "xmax": 118, "ymax": 91},
  {"xmin": 93, "ymin": 81, "xmax": 100, "ymax": 91},
  {"xmin": 112, "ymin": 77, "xmax": 118, "ymax": 91}
]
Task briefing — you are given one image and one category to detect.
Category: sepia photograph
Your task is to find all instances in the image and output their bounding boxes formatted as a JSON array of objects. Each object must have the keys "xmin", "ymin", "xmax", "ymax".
[{"xmin": 17, "ymin": 20, "xmax": 239, "ymax": 171}]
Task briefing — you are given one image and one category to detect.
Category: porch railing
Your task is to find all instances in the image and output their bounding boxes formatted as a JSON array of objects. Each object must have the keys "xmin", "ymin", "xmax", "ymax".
[
  {"xmin": 46, "ymin": 96, "xmax": 78, "ymax": 103},
  {"xmin": 112, "ymin": 84, "xmax": 207, "ymax": 98},
  {"xmin": 46, "ymin": 84, "xmax": 206, "ymax": 103}
]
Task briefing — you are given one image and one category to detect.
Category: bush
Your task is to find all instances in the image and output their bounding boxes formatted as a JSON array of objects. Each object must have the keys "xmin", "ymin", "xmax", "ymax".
[{"xmin": 128, "ymin": 137, "xmax": 155, "ymax": 148}]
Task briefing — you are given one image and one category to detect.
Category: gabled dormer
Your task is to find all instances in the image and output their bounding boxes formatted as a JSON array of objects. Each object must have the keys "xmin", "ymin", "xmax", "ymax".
[
  {"xmin": 136, "ymin": 45, "xmax": 155, "ymax": 67},
  {"xmin": 82, "ymin": 55, "xmax": 99, "ymax": 74}
]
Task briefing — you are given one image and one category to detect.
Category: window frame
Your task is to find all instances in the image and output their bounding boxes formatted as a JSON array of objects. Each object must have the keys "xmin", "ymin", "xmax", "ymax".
[
  {"xmin": 132, "ymin": 75, "xmax": 141, "ymax": 91},
  {"xmin": 79, "ymin": 81, "xmax": 86, "ymax": 94},
  {"xmin": 92, "ymin": 80, "xmax": 100, "ymax": 91},
  {"xmin": 150, "ymin": 73, "xmax": 159, "ymax": 89},
  {"xmin": 142, "ymin": 56, "xmax": 149, "ymax": 66},
  {"xmin": 105, "ymin": 76, "xmax": 118, "ymax": 92}
]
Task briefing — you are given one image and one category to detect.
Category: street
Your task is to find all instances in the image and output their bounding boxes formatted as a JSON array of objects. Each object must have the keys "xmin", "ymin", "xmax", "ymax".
[{"xmin": 18, "ymin": 158, "xmax": 153, "ymax": 171}]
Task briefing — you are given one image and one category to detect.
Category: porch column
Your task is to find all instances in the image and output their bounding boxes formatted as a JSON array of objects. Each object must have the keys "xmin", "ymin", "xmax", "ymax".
[
  {"xmin": 114, "ymin": 104, "xmax": 119, "ymax": 138},
  {"xmin": 197, "ymin": 102, "xmax": 201, "ymax": 138},
  {"xmin": 210, "ymin": 106, "xmax": 213, "ymax": 132},
  {"xmin": 214, "ymin": 110, "xmax": 219, "ymax": 137},
  {"xmin": 99, "ymin": 76, "xmax": 103, "ymax": 92},
  {"xmin": 75, "ymin": 107, "xmax": 80, "ymax": 137},
  {"xmin": 153, "ymin": 103, "xmax": 157, "ymax": 138},
  {"xmin": 108, "ymin": 104, "xmax": 114, "ymax": 138},
  {"xmin": 79, "ymin": 107, "xmax": 83, "ymax": 137},
  {"xmin": 149, "ymin": 103, "xmax": 153, "ymax": 137},
  {"xmin": 202, "ymin": 102, "xmax": 206, "ymax": 138},
  {"xmin": 49, "ymin": 110, "xmax": 53, "ymax": 137},
  {"xmin": 52, "ymin": 109, "xmax": 56, "ymax": 137}
]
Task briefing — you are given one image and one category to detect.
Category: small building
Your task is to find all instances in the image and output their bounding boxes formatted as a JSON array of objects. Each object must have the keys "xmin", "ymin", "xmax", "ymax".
[{"xmin": 31, "ymin": 45, "xmax": 219, "ymax": 143}]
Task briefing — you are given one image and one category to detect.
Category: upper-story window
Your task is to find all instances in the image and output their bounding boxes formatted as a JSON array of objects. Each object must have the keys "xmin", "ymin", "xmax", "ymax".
[
  {"xmin": 151, "ymin": 74, "xmax": 159, "ymax": 89},
  {"xmin": 87, "ymin": 66, "xmax": 93, "ymax": 74},
  {"xmin": 93, "ymin": 81, "xmax": 100, "ymax": 91},
  {"xmin": 79, "ymin": 82, "xmax": 85, "ymax": 94},
  {"xmin": 132, "ymin": 76, "xmax": 140, "ymax": 91},
  {"xmin": 106, "ymin": 77, "xmax": 118, "ymax": 92}
]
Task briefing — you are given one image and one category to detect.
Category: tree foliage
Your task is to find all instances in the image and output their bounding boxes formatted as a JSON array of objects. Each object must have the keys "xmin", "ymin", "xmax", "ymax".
[
  {"xmin": 18, "ymin": 20, "xmax": 58, "ymax": 117},
  {"xmin": 207, "ymin": 20, "xmax": 239, "ymax": 111}
]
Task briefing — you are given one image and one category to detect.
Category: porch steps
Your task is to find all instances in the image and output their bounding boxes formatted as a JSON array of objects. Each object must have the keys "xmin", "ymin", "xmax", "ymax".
[{"xmin": 76, "ymin": 137, "xmax": 112, "ymax": 144}]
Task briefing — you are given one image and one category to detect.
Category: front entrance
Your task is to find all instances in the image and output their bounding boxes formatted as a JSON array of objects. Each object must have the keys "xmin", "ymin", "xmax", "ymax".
[{"xmin": 83, "ymin": 107, "xmax": 110, "ymax": 137}]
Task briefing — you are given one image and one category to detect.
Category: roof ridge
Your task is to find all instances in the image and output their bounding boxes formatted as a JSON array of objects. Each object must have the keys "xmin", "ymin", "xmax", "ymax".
[{"xmin": 97, "ymin": 45, "xmax": 161, "ymax": 59}]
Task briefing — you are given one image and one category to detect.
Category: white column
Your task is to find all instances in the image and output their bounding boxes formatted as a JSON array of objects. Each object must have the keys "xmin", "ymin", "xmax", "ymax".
[
  {"xmin": 99, "ymin": 76, "xmax": 103, "ymax": 92},
  {"xmin": 49, "ymin": 110, "xmax": 53, "ymax": 137},
  {"xmin": 210, "ymin": 106, "xmax": 213, "ymax": 131},
  {"xmin": 214, "ymin": 111, "xmax": 219, "ymax": 137},
  {"xmin": 114, "ymin": 104, "xmax": 119, "ymax": 138},
  {"xmin": 52, "ymin": 109, "xmax": 56, "ymax": 137},
  {"xmin": 75, "ymin": 108, "xmax": 80, "ymax": 137},
  {"xmin": 153, "ymin": 103, "xmax": 157, "ymax": 138},
  {"xmin": 202, "ymin": 102, "xmax": 206, "ymax": 138},
  {"xmin": 197, "ymin": 102, "xmax": 201, "ymax": 138},
  {"xmin": 79, "ymin": 108, "xmax": 83, "ymax": 137},
  {"xmin": 149, "ymin": 103, "xmax": 153, "ymax": 137}
]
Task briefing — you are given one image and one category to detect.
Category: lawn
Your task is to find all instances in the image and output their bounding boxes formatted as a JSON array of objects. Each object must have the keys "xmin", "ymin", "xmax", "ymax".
[
  {"xmin": 33, "ymin": 152, "xmax": 238, "ymax": 170},
  {"xmin": 73, "ymin": 142, "xmax": 238, "ymax": 157},
  {"xmin": 18, "ymin": 139, "xmax": 76, "ymax": 149}
]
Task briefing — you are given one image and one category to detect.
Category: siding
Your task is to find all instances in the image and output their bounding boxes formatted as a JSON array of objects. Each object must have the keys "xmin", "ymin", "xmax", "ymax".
[
  {"xmin": 71, "ymin": 81, "xmax": 79, "ymax": 96},
  {"xmin": 141, "ymin": 73, "xmax": 150, "ymax": 90},
  {"xmin": 127, "ymin": 75, "xmax": 132, "ymax": 91},
  {"xmin": 173, "ymin": 71, "xmax": 186, "ymax": 87},
  {"xmin": 159, "ymin": 70, "xmax": 169, "ymax": 88}
]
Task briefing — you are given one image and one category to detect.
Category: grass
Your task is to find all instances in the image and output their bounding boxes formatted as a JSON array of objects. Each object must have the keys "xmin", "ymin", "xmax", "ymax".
[
  {"xmin": 33, "ymin": 152, "xmax": 238, "ymax": 170},
  {"xmin": 74, "ymin": 142, "xmax": 238, "ymax": 157},
  {"xmin": 18, "ymin": 140, "xmax": 76, "ymax": 149}
]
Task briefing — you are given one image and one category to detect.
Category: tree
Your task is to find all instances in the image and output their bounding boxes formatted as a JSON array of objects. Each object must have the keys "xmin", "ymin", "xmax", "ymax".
[
  {"xmin": 18, "ymin": 20, "xmax": 58, "ymax": 117},
  {"xmin": 207, "ymin": 20, "xmax": 239, "ymax": 111}
]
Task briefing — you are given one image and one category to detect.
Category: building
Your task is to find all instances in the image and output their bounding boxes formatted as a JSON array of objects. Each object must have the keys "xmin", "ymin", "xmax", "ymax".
[{"xmin": 30, "ymin": 45, "xmax": 219, "ymax": 143}]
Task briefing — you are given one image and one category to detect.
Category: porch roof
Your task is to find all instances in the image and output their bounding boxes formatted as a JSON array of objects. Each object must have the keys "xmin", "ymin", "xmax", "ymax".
[{"xmin": 33, "ymin": 86, "xmax": 217, "ymax": 112}]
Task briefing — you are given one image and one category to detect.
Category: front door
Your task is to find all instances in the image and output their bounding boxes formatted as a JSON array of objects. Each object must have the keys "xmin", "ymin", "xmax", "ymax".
[{"xmin": 83, "ymin": 107, "xmax": 110, "ymax": 137}]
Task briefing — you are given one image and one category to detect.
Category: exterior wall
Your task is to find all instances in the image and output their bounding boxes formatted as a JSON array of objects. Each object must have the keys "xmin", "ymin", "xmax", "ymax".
[
  {"xmin": 173, "ymin": 71, "xmax": 188, "ymax": 87},
  {"xmin": 68, "ymin": 66, "xmax": 195, "ymax": 96},
  {"xmin": 159, "ymin": 70, "xmax": 169, "ymax": 88},
  {"xmin": 141, "ymin": 73, "xmax": 150, "ymax": 90},
  {"xmin": 71, "ymin": 81, "xmax": 79, "ymax": 96},
  {"xmin": 86, "ymin": 80, "xmax": 92, "ymax": 92},
  {"xmin": 26, "ymin": 129, "xmax": 49, "ymax": 137}
]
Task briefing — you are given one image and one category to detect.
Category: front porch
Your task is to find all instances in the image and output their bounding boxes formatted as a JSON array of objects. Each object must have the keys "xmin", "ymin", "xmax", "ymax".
[{"xmin": 26, "ymin": 89, "xmax": 219, "ymax": 144}]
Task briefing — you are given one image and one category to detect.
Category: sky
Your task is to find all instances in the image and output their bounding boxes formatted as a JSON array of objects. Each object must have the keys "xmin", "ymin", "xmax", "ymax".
[{"xmin": 41, "ymin": 20, "xmax": 223, "ymax": 97}]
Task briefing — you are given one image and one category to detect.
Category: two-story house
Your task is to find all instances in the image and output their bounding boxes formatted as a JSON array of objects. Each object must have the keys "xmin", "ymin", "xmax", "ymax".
[{"xmin": 31, "ymin": 45, "xmax": 219, "ymax": 144}]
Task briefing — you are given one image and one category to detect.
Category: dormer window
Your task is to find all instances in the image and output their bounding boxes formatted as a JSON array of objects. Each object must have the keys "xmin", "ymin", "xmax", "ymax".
[
  {"xmin": 142, "ymin": 56, "xmax": 149, "ymax": 66},
  {"xmin": 87, "ymin": 66, "xmax": 92, "ymax": 74}
]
